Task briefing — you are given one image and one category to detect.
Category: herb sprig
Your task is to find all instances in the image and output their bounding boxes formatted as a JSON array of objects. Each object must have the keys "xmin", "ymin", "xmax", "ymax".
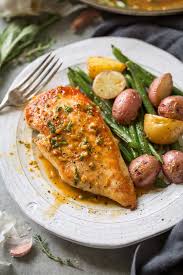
[
  {"xmin": 34, "ymin": 235, "xmax": 81, "ymax": 270},
  {"xmin": 0, "ymin": 15, "xmax": 59, "ymax": 71}
]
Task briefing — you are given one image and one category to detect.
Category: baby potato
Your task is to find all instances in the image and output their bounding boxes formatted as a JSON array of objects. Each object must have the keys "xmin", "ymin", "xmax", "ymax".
[
  {"xmin": 112, "ymin": 89, "xmax": 142, "ymax": 124},
  {"xmin": 92, "ymin": 71, "xmax": 126, "ymax": 99},
  {"xmin": 158, "ymin": 96, "xmax": 183, "ymax": 121},
  {"xmin": 144, "ymin": 114, "xmax": 183, "ymax": 144},
  {"xmin": 162, "ymin": 150, "xmax": 183, "ymax": 184},
  {"xmin": 129, "ymin": 154, "xmax": 161, "ymax": 188},
  {"xmin": 88, "ymin": 56, "xmax": 126, "ymax": 79},
  {"xmin": 148, "ymin": 73, "xmax": 173, "ymax": 107}
]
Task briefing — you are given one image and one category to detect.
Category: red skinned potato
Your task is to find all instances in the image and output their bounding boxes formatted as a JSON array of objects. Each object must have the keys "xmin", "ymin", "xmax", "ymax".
[
  {"xmin": 112, "ymin": 89, "xmax": 142, "ymax": 125},
  {"xmin": 162, "ymin": 150, "xmax": 183, "ymax": 184},
  {"xmin": 129, "ymin": 154, "xmax": 161, "ymax": 188},
  {"xmin": 148, "ymin": 73, "xmax": 173, "ymax": 107},
  {"xmin": 158, "ymin": 96, "xmax": 183, "ymax": 121}
]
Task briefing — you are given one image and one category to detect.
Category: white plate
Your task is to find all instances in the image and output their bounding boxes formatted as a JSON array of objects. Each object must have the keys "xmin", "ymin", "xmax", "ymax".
[{"xmin": 1, "ymin": 37, "xmax": 183, "ymax": 249}]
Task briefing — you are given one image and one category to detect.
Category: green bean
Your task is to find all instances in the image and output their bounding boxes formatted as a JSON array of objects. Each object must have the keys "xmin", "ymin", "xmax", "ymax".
[
  {"xmin": 76, "ymin": 67, "xmax": 93, "ymax": 85},
  {"xmin": 129, "ymin": 124, "xmax": 139, "ymax": 149},
  {"xmin": 69, "ymin": 68, "xmax": 112, "ymax": 113},
  {"xmin": 119, "ymin": 143, "xmax": 134, "ymax": 163},
  {"xmin": 171, "ymin": 141, "xmax": 182, "ymax": 151},
  {"xmin": 127, "ymin": 61, "xmax": 156, "ymax": 114},
  {"xmin": 148, "ymin": 144, "xmax": 163, "ymax": 163},
  {"xmin": 112, "ymin": 44, "xmax": 128, "ymax": 63},
  {"xmin": 154, "ymin": 177, "xmax": 167, "ymax": 188},
  {"xmin": 130, "ymin": 147, "xmax": 139, "ymax": 159},
  {"xmin": 68, "ymin": 70, "xmax": 78, "ymax": 87},
  {"xmin": 112, "ymin": 45, "xmax": 183, "ymax": 96},
  {"xmin": 124, "ymin": 70, "xmax": 163, "ymax": 161},
  {"xmin": 135, "ymin": 112, "xmax": 152, "ymax": 155}
]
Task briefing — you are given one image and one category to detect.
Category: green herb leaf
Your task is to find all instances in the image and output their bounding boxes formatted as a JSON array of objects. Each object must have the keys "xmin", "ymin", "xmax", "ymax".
[
  {"xmin": 65, "ymin": 120, "xmax": 73, "ymax": 132},
  {"xmin": 56, "ymin": 106, "xmax": 62, "ymax": 112},
  {"xmin": 0, "ymin": 15, "xmax": 59, "ymax": 70},
  {"xmin": 34, "ymin": 235, "xmax": 81, "ymax": 270},
  {"xmin": 96, "ymin": 136, "xmax": 104, "ymax": 145},
  {"xmin": 64, "ymin": 105, "xmax": 73, "ymax": 113},
  {"xmin": 86, "ymin": 104, "xmax": 93, "ymax": 115},
  {"xmin": 74, "ymin": 166, "xmax": 80, "ymax": 186},
  {"xmin": 47, "ymin": 121, "xmax": 56, "ymax": 134},
  {"xmin": 50, "ymin": 137, "xmax": 68, "ymax": 148}
]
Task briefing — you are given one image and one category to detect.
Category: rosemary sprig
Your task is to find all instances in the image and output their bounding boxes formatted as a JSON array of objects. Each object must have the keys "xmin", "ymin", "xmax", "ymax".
[{"xmin": 34, "ymin": 235, "xmax": 81, "ymax": 270}]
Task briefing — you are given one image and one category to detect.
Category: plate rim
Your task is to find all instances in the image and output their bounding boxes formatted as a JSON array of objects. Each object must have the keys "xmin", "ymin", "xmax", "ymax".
[{"xmin": 1, "ymin": 37, "xmax": 183, "ymax": 249}]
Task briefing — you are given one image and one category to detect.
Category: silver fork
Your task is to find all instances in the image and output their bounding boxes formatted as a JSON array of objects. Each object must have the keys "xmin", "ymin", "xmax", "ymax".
[{"xmin": 0, "ymin": 53, "xmax": 62, "ymax": 111}]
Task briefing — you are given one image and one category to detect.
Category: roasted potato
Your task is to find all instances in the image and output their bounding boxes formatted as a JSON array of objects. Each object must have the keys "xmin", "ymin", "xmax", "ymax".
[
  {"xmin": 112, "ymin": 89, "xmax": 142, "ymax": 124},
  {"xmin": 87, "ymin": 56, "xmax": 126, "ymax": 79},
  {"xmin": 162, "ymin": 150, "xmax": 183, "ymax": 184},
  {"xmin": 129, "ymin": 154, "xmax": 161, "ymax": 188},
  {"xmin": 148, "ymin": 73, "xmax": 173, "ymax": 107},
  {"xmin": 144, "ymin": 114, "xmax": 183, "ymax": 144},
  {"xmin": 93, "ymin": 71, "xmax": 126, "ymax": 99},
  {"xmin": 158, "ymin": 96, "xmax": 183, "ymax": 121}
]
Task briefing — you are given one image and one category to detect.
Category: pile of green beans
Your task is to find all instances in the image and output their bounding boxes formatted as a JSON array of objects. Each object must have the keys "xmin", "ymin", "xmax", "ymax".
[
  {"xmin": 112, "ymin": 45, "xmax": 183, "ymax": 96},
  {"xmin": 67, "ymin": 67, "xmax": 162, "ymax": 163},
  {"xmin": 66, "ymin": 46, "xmax": 183, "ymax": 188}
]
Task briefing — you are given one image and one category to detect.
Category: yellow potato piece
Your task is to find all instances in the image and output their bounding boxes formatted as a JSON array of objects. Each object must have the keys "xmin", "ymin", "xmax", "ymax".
[
  {"xmin": 87, "ymin": 56, "xmax": 126, "ymax": 79},
  {"xmin": 144, "ymin": 114, "xmax": 183, "ymax": 144},
  {"xmin": 93, "ymin": 71, "xmax": 126, "ymax": 99}
]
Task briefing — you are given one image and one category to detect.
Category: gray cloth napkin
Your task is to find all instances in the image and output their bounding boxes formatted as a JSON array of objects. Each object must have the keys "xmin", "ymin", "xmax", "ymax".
[
  {"xmin": 93, "ymin": 15, "xmax": 183, "ymax": 61},
  {"xmin": 93, "ymin": 15, "xmax": 183, "ymax": 275}
]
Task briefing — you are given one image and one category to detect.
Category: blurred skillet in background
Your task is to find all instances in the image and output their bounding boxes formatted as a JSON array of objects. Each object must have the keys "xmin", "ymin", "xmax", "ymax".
[{"xmin": 80, "ymin": 0, "xmax": 183, "ymax": 16}]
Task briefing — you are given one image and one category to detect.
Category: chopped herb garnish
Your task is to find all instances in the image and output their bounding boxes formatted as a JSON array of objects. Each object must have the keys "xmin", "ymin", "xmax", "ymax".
[
  {"xmin": 86, "ymin": 104, "xmax": 93, "ymax": 115},
  {"xmin": 79, "ymin": 155, "xmax": 84, "ymax": 161},
  {"xmin": 65, "ymin": 121, "xmax": 73, "ymax": 132},
  {"xmin": 56, "ymin": 106, "xmax": 62, "ymax": 112},
  {"xmin": 74, "ymin": 166, "xmax": 80, "ymax": 186},
  {"xmin": 87, "ymin": 145, "xmax": 93, "ymax": 154},
  {"xmin": 64, "ymin": 105, "xmax": 73, "ymax": 113},
  {"xmin": 60, "ymin": 140, "xmax": 68, "ymax": 145},
  {"xmin": 79, "ymin": 151, "xmax": 88, "ymax": 160},
  {"xmin": 47, "ymin": 121, "xmax": 56, "ymax": 134},
  {"xmin": 50, "ymin": 137, "xmax": 68, "ymax": 148},
  {"xmin": 50, "ymin": 137, "xmax": 58, "ymax": 148},
  {"xmin": 96, "ymin": 136, "xmax": 104, "ymax": 145},
  {"xmin": 82, "ymin": 137, "xmax": 88, "ymax": 145}
]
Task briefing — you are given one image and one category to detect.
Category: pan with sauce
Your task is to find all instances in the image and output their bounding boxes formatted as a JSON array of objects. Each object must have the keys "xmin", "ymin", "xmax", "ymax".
[
  {"xmin": 127, "ymin": 0, "xmax": 183, "ymax": 11},
  {"xmin": 93, "ymin": 0, "xmax": 183, "ymax": 12}
]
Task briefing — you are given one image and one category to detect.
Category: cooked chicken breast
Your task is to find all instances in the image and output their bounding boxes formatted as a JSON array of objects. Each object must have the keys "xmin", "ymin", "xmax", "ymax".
[{"xmin": 25, "ymin": 86, "xmax": 136, "ymax": 208}]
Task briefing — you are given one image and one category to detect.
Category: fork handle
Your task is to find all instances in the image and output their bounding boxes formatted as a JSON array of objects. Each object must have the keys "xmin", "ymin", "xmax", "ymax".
[{"xmin": 0, "ymin": 100, "xmax": 11, "ymax": 111}]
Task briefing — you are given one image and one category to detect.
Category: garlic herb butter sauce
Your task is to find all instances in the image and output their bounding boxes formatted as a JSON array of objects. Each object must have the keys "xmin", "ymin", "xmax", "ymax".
[{"xmin": 39, "ymin": 155, "xmax": 116, "ymax": 206}]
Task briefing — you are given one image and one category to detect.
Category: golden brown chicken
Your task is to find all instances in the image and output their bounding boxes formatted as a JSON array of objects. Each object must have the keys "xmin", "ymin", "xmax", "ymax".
[{"xmin": 25, "ymin": 86, "xmax": 136, "ymax": 209}]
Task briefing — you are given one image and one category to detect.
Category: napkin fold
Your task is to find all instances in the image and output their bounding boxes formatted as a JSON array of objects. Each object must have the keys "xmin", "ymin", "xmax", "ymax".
[
  {"xmin": 93, "ymin": 15, "xmax": 183, "ymax": 62},
  {"xmin": 93, "ymin": 14, "xmax": 183, "ymax": 275}
]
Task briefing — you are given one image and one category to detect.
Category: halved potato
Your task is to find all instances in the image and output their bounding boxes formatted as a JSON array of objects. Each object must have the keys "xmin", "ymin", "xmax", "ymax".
[
  {"xmin": 87, "ymin": 56, "xmax": 126, "ymax": 79},
  {"xmin": 148, "ymin": 73, "xmax": 173, "ymax": 107},
  {"xmin": 144, "ymin": 114, "xmax": 183, "ymax": 144},
  {"xmin": 93, "ymin": 71, "xmax": 126, "ymax": 99}
]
